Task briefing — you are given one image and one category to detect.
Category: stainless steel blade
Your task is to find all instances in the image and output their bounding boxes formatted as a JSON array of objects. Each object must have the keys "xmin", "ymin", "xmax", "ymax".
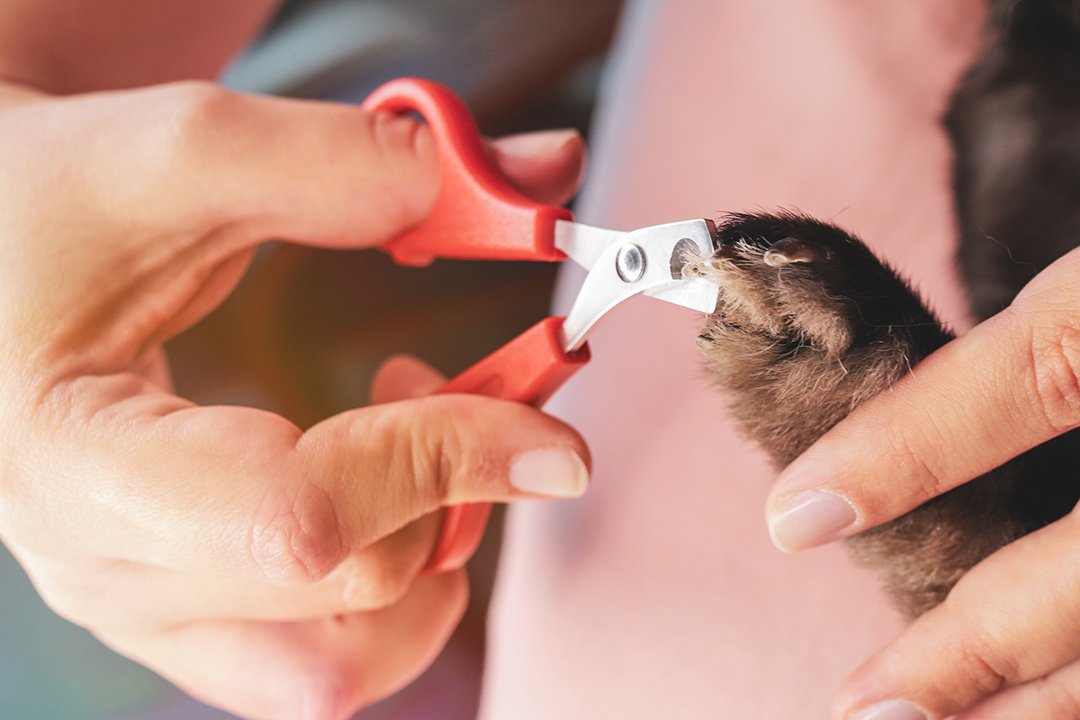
[
  {"xmin": 559, "ymin": 218, "xmax": 719, "ymax": 352},
  {"xmin": 553, "ymin": 220, "xmax": 628, "ymax": 270},
  {"xmin": 643, "ymin": 277, "xmax": 719, "ymax": 314}
]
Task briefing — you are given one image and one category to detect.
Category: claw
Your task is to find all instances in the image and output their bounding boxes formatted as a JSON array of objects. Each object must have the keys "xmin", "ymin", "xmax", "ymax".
[{"xmin": 762, "ymin": 237, "xmax": 828, "ymax": 267}]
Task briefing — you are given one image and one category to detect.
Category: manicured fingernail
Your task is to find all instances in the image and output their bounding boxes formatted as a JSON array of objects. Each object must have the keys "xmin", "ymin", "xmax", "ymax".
[
  {"xmin": 768, "ymin": 490, "xmax": 857, "ymax": 552},
  {"xmin": 851, "ymin": 700, "xmax": 927, "ymax": 720},
  {"xmin": 496, "ymin": 129, "xmax": 579, "ymax": 158},
  {"xmin": 510, "ymin": 448, "xmax": 589, "ymax": 498}
]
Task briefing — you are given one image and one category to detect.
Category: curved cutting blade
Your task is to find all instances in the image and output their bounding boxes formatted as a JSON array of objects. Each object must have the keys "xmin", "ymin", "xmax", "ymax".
[{"xmin": 556, "ymin": 218, "xmax": 719, "ymax": 352}]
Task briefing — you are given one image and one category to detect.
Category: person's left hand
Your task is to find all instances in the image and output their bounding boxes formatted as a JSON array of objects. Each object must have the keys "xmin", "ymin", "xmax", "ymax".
[{"xmin": 763, "ymin": 246, "xmax": 1080, "ymax": 720}]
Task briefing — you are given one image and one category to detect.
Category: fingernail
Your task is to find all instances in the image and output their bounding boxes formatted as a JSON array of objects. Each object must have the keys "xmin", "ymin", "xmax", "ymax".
[
  {"xmin": 496, "ymin": 129, "xmax": 579, "ymax": 158},
  {"xmin": 510, "ymin": 448, "xmax": 589, "ymax": 498},
  {"xmin": 851, "ymin": 700, "xmax": 927, "ymax": 720},
  {"xmin": 768, "ymin": 490, "xmax": 857, "ymax": 552}
]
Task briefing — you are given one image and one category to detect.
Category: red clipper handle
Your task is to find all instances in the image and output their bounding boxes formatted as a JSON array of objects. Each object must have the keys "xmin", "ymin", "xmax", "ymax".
[
  {"xmin": 361, "ymin": 77, "xmax": 573, "ymax": 266},
  {"xmin": 423, "ymin": 318, "xmax": 590, "ymax": 573}
]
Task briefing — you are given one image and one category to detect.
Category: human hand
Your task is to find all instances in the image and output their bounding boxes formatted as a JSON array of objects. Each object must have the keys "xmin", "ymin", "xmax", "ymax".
[
  {"xmin": 0, "ymin": 80, "xmax": 589, "ymax": 719},
  {"xmin": 763, "ymin": 246, "xmax": 1080, "ymax": 719}
]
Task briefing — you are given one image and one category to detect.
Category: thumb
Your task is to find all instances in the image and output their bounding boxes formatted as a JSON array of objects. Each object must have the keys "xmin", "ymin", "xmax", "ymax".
[
  {"xmin": 101, "ymin": 82, "xmax": 585, "ymax": 250},
  {"xmin": 293, "ymin": 392, "xmax": 591, "ymax": 549}
]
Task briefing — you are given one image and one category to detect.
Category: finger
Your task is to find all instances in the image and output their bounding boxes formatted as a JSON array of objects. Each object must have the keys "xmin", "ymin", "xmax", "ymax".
[
  {"xmin": 765, "ymin": 248, "xmax": 1080, "ymax": 551},
  {"xmin": 369, "ymin": 353, "xmax": 453, "ymax": 574},
  {"xmin": 370, "ymin": 354, "xmax": 446, "ymax": 404},
  {"xmin": 956, "ymin": 658, "xmax": 1080, "ymax": 719},
  {"xmin": 488, "ymin": 129, "xmax": 586, "ymax": 206},
  {"xmin": 833, "ymin": 509, "xmax": 1080, "ymax": 720},
  {"xmin": 15, "ymin": 514, "xmax": 442, "ymax": 632},
  {"xmin": 104, "ymin": 571, "xmax": 468, "ymax": 720},
  {"xmin": 295, "ymin": 392, "xmax": 591, "ymax": 554},
  {"xmin": 70, "ymin": 358, "xmax": 451, "ymax": 627},
  {"xmin": 24, "ymin": 375, "xmax": 589, "ymax": 586}
]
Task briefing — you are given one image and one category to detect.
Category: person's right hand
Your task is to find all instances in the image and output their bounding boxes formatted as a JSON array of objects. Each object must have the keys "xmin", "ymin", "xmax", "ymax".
[{"xmin": 0, "ymin": 80, "xmax": 590, "ymax": 720}]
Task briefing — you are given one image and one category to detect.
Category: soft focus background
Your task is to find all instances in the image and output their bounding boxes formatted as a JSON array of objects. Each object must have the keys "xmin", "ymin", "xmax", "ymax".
[{"xmin": 0, "ymin": 1, "xmax": 623, "ymax": 717}]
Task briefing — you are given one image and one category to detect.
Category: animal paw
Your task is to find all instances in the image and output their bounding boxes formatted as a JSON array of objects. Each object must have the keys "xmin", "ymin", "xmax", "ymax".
[
  {"xmin": 696, "ymin": 212, "xmax": 937, "ymax": 357},
  {"xmin": 694, "ymin": 212, "xmax": 950, "ymax": 465}
]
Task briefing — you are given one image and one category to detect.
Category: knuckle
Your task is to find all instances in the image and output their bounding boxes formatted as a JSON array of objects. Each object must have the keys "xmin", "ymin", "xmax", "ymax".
[
  {"xmin": 248, "ymin": 482, "xmax": 345, "ymax": 585},
  {"xmin": 165, "ymin": 80, "xmax": 236, "ymax": 138},
  {"xmin": 113, "ymin": 80, "xmax": 243, "ymax": 225},
  {"xmin": 1027, "ymin": 319, "xmax": 1080, "ymax": 433},
  {"xmin": 885, "ymin": 424, "xmax": 950, "ymax": 502},
  {"xmin": 157, "ymin": 80, "xmax": 239, "ymax": 176},
  {"xmin": 952, "ymin": 631, "xmax": 1015, "ymax": 700},
  {"xmin": 415, "ymin": 401, "xmax": 475, "ymax": 506},
  {"xmin": 371, "ymin": 401, "xmax": 459, "ymax": 509},
  {"xmin": 413, "ymin": 419, "xmax": 455, "ymax": 507}
]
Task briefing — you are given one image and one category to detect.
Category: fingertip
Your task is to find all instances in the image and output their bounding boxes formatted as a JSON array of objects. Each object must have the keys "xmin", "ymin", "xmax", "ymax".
[
  {"xmin": 492, "ymin": 128, "xmax": 582, "ymax": 159},
  {"xmin": 833, "ymin": 668, "xmax": 932, "ymax": 720},
  {"xmin": 427, "ymin": 395, "xmax": 592, "ymax": 504},
  {"xmin": 831, "ymin": 661, "xmax": 904, "ymax": 720},
  {"xmin": 766, "ymin": 489, "xmax": 858, "ymax": 553},
  {"xmin": 370, "ymin": 354, "xmax": 446, "ymax": 404},
  {"xmin": 842, "ymin": 700, "xmax": 928, "ymax": 720},
  {"xmin": 509, "ymin": 446, "xmax": 591, "ymax": 499},
  {"xmin": 489, "ymin": 129, "xmax": 587, "ymax": 206}
]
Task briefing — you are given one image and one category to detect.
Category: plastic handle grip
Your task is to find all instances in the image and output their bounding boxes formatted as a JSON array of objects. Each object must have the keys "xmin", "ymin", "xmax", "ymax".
[
  {"xmin": 423, "ymin": 318, "xmax": 590, "ymax": 573},
  {"xmin": 361, "ymin": 77, "xmax": 573, "ymax": 266}
]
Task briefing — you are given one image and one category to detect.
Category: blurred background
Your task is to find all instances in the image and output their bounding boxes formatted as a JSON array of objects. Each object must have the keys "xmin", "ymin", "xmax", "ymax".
[{"xmin": 0, "ymin": 0, "xmax": 623, "ymax": 717}]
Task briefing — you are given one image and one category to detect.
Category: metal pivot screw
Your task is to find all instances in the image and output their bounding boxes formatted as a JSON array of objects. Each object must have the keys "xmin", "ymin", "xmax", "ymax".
[{"xmin": 615, "ymin": 243, "xmax": 646, "ymax": 282}]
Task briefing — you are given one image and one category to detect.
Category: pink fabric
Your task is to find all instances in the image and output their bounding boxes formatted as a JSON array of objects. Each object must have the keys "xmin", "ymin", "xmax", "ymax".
[{"xmin": 481, "ymin": 2, "xmax": 984, "ymax": 717}]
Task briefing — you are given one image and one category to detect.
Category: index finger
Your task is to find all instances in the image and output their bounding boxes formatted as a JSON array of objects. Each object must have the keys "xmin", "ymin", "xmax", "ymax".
[{"xmin": 764, "ymin": 250, "xmax": 1080, "ymax": 552}]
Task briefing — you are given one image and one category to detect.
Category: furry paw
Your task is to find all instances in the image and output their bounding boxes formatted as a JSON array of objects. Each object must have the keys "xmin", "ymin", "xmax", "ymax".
[
  {"xmin": 692, "ymin": 212, "xmax": 1023, "ymax": 618},
  {"xmin": 695, "ymin": 212, "xmax": 950, "ymax": 466},
  {"xmin": 696, "ymin": 212, "xmax": 943, "ymax": 356}
]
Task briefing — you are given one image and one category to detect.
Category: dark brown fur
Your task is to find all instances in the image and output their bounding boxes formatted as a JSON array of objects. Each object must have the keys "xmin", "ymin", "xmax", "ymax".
[
  {"xmin": 695, "ymin": 213, "xmax": 1026, "ymax": 617},
  {"xmin": 694, "ymin": 0, "xmax": 1080, "ymax": 618}
]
